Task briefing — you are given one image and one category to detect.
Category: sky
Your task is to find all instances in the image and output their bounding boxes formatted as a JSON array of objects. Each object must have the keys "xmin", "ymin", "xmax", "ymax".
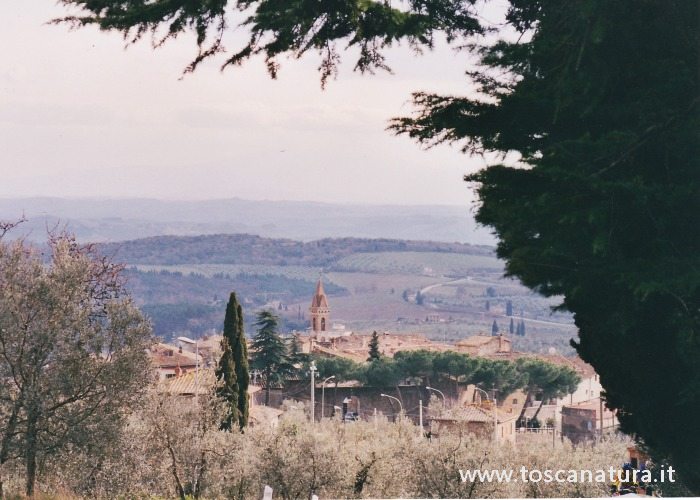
[{"xmin": 0, "ymin": 1, "xmax": 506, "ymax": 206}]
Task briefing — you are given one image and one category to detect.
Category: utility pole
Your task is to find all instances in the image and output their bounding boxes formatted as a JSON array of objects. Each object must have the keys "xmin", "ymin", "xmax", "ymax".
[
  {"xmin": 310, "ymin": 361, "xmax": 317, "ymax": 423},
  {"xmin": 493, "ymin": 395, "xmax": 498, "ymax": 444}
]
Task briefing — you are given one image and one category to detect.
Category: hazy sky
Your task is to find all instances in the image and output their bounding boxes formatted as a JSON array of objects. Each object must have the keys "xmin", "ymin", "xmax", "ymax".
[{"xmin": 1, "ymin": 1, "xmax": 504, "ymax": 206}]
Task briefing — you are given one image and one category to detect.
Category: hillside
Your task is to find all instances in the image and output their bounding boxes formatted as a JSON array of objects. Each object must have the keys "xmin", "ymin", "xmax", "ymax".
[
  {"xmin": 98, "ymin": 234, "xmax": 496, "ymax": 267},
  {"xmin": 102, "ymin": 233, "xmax": 576, "ymax": 355}
]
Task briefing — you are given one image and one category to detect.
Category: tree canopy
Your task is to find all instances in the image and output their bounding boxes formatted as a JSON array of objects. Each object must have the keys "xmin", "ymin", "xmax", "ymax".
[
  {"xmin": 0, "ymin": 233, "xmax": 153, "ymax": 496},
  {"xmin": 56, "ymin": 0, "xmax": 700, "ymax": 490},
  {"xmin": 250, "ymin": 310, "xmax": 288, "ymax": 405}
]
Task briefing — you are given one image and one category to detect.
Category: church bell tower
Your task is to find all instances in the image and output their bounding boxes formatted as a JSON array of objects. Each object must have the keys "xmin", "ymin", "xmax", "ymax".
[{"xmin": 309, "ymin": 278, "xmax": 330, "ymax": 336}]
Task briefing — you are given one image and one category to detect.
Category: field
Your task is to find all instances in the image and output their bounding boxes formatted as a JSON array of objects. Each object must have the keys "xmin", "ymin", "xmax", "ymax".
[{"xmin": 332, "ymin": 251, "xmax": 503, "ymax": 276}]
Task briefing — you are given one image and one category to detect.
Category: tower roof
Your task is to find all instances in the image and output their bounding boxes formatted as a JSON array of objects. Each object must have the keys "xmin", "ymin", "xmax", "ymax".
[{"xmin": 311, "ymin": 278, "xmax": 329, "ymax": 309}]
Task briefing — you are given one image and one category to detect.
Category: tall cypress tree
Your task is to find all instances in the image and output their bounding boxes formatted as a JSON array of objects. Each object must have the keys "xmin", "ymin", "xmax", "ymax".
[
  {"xmin": 232, "ymin": 300, "xmax": 249, "ymax": 429},
  {"xmin": 215, "ymin": 339, "xmax": 238, "ymax": 431},
  {"xmin": 367, "ymin": 331, "xmax": 381, "ymax": 361},
  {"xmin": 216, "ymin": 292, "xmax": 249, "ymax": 430}
]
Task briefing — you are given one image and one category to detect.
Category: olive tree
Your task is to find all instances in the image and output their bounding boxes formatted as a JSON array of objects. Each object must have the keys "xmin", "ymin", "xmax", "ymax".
[{"xmin": 0, "ymin": 232, "xmax": 153, "ymax": 496}]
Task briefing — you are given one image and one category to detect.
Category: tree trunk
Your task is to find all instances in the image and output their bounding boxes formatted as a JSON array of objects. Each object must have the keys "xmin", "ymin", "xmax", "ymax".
[
  {"xmin": 517, "ymin": 391, "xmax": 532, "ymax": 424},
  {"xmin": 25, "ymin": 409, "xmax": 38, "ymax": 498},
  {"xmin": 165, "ymin": 433, "xmax": 186, "ymax": 500},
  {"xmin": 0, "ymin": 398, "xmax": 22, "ymax": 499},
  {"xmin": 532, "ymin": 398, "xmax": 546, "ymax": 422},
  {"xmin": 194, "ymin": 450, "xmax": 206, "ymax": 499}
]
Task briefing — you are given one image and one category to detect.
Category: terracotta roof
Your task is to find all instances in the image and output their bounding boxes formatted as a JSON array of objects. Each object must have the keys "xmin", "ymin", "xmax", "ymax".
[
  {"xmin": 149, "ymin": 343, "xmax": 201, "ymax": 368},
  {"xmin": 160, "ymin": 369, "xmax": 215, "ymax": 396},
  {"xmin": 310, "ymin": 278, "xmax": 329, "ymax": 308},
  {"xmin": 435, "ymin": 404, "xmax": 518, "ymax": 424}
]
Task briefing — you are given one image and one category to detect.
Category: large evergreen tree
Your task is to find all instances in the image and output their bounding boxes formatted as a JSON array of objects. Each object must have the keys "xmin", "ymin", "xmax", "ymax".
[
  {"xmin": 216, "ymin": 292, "xmax": 249, "ymax": 431},
  {"xmin": 367, "ymin": 331, "xmax": 381, "ymax": 361},
  {"xmin": 250, "ymin": 311, "xmax": 288, "ymax": 406},
  {"xmin": 58, "ymin": 0, "xmax": 700, "ymax": 490}
]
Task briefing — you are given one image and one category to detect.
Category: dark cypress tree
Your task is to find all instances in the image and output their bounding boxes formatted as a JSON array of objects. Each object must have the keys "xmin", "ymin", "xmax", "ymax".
[
  {"xmin": 509, "ymin": 318, "xmax": 514, "ymax": 335},
  {"xmin": 515, "ymin": 320, "xmax": 526, "ymax": 337},
  {"xmin": 367, "ymin": 331, "xmax": 381, "ymax": 361},
  {"xmin": 485, "ymin": 300, "xmax": 490, "ymax": 311},
  {"xmin": 232, "ymin": 300, "xmax": 249, "ymax": 429},
  {"xmin": 491, "ymin": 320, "xmax": 499, "ymax": 336},
  {"xmin": 216, "ymin": 292, "xmax": 249, "ymax": 431},
  {"xmin": 215, "ymin": 338, "xmax": 238, "ymax": 431},
  {"xmin": 506, "ymin": 300, "xmax": 513, "ymax": 317}
]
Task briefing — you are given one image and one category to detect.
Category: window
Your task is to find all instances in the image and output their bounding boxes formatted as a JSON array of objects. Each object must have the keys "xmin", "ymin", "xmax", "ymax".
[
  {"xmin": 313, "ymin": 318, "xmax": 317, "ymax": 330},
  {"xmin": 512, "ymin": 398, "xmax": 518, "ymax": 404},
  {"xmin": 321, "ymin": 317, "xmax": 326, "ymax": 331}
]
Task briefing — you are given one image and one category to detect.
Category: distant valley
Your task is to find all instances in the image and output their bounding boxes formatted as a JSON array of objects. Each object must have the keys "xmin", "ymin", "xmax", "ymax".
[
  {"xmin": 96, "ymin": 233, "xmax": 577, "ymax": 356},
  {"xmin": 0, "ymin": 198, "xmax": 575, "ymax": 354}
]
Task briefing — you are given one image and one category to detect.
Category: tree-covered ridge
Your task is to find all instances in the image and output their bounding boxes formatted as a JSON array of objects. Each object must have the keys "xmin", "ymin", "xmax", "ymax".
[{"xmin": 98, "ymin": 234, "xmax": 495, "ymax": 266}]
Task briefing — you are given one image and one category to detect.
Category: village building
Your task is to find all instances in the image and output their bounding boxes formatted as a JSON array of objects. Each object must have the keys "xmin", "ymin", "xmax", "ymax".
[
  {"xmin": 149, "ymin": 342, "xmax": 204, "ymax": 380},
  {"xmin": 159, "ymin": 369, "xmax": 281, "ymax": 428},
  {"xmin": 454, "ymin": 334, "xmax": 512, "ymax": 356},
  {"xmin": 152, "ymin": 279, "xmax": 612, "ymax": 439},
  {"xmin": 561, "ymin": 397, "xmax": 618, "ymax": 443},
  {"xmin": 429, "ymin": 402, "xmax": 518, "ymax": 444},
  {"xmin": 296, "ymin": 280, "xmax": 610, "ymax": 437}
]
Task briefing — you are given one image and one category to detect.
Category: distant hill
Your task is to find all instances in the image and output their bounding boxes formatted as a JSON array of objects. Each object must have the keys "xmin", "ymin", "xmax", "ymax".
[
  {"xmin": 96, "ymin": 234, "xmax": 496, "ymax": 267},
  {"xmin": 0, "ymin": 197, "xmax": 496, "ymax": 245}
]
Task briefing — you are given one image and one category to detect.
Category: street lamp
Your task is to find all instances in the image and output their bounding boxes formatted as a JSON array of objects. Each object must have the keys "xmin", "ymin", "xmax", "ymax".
[
  {"xmin": 425, "ymin": 386, "xmax": 446, "ymax": 406},
  {"xmin": 309, "ymin": 361, "xmax": 318, "ymax": 423},
  {"xmin": 380, "ymin": 393, "xmax": 403, "ymax": 422},
  {"xmin": 474, "ymin": 387, "xmax": 497, "ymax": 443},
  {"xmin": 321, "ymin": 375, "xmax": 335, "ymax": 419}
]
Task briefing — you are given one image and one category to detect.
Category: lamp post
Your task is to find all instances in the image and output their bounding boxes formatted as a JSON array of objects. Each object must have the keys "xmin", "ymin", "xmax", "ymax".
[
  {"xmin": 474, "ymin": 387, "xmax": 497, "ymax": 443},
  {"xmin": 309, "ymin": 361, "xmax": 318, "ymax": 423},
  {"xmin": 425, "ymin": 386, "xmax": 446, "ymax": 406},
  {"xmin": 380, "ymin": 393, "xmax": 403, "ymax": 422},
  {"xmin": 321, "ymin": 375, "xmax": 335, "ymax": 419}
]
